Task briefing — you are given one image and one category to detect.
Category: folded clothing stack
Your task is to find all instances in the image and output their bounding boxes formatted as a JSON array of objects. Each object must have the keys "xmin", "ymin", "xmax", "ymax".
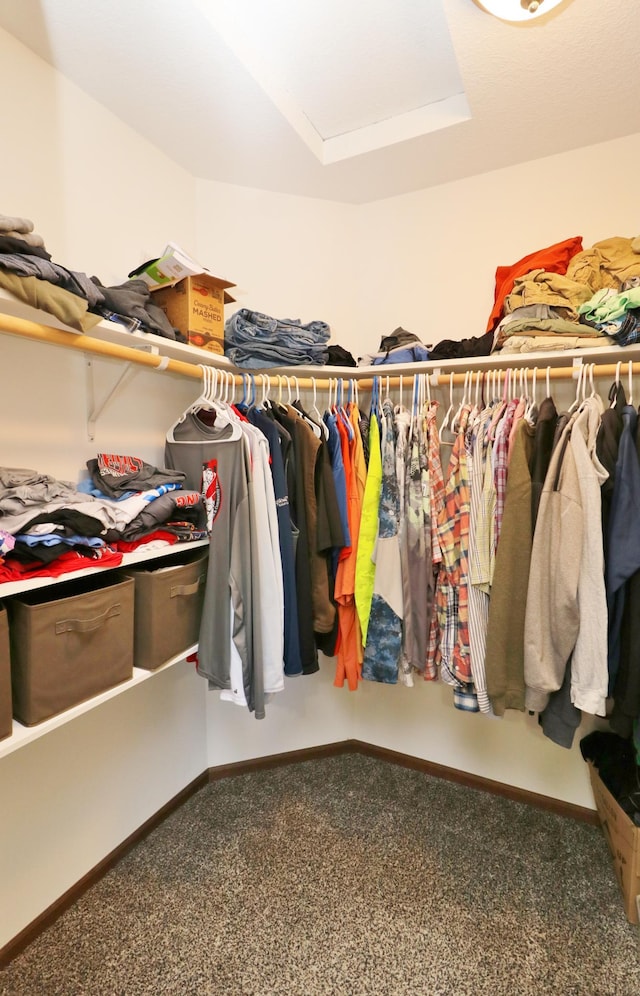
[
  {"xmin": 358, "ymin": 328, "xmax": 430, "ymax": 366},
  {"xmin": 224, "ymin": 308, "xmax": 330, "ymax": 368},
  {"xmin": 0, "ymin": 209, "xmax": 183, "ymax": 340},
  {"xmin": 0, "ymin": 213, "xmax": 46, "ymax": 250}
]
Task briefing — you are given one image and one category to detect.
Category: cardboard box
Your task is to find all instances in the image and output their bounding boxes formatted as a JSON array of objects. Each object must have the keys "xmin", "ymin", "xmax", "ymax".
[
  {"xmin": 588, "ymin": 761, "xmax": 640, "ymax": 923},
  {"xmin": 151, "ymin": 273, "xmax": 235, "ymax": 355}
]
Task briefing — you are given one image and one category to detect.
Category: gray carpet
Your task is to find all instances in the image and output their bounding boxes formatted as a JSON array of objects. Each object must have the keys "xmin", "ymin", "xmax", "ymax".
[{"xmin": 1, "ymin": 753, "xmax": 639, "ymax": 996}]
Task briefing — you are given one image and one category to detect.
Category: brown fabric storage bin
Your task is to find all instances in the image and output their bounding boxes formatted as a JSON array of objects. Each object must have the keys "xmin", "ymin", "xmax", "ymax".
[
  {"xmin": 8, "ymin": 574, "xmax": 134, "ymax": 726},
  {"xmin": 0, "ymin": 605, "xmax": 12, "ymax": 740},
  {"xmin": 126, "ymin": 548, "xmax": 208, "ymax": 670}
]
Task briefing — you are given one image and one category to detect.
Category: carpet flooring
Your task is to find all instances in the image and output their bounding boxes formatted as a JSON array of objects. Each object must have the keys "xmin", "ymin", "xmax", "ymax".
[{"xmin": 1, "ymin": 753, "xmax": 639, "ymax": 995}]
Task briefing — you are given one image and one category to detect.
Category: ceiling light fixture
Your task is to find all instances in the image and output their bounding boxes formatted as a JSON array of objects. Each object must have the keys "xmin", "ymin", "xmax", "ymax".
[{"xmin": 473, "ymin": 0, "xmax": 567, "ymax": 22}]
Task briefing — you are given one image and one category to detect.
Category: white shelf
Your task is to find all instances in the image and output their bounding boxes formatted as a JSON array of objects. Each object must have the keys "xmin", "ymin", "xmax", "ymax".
[
  {"xmin": 0, "ymin": 538, "xmax": 209, "ymax": 599},
  {"xmin": 4, "ymin": 286, "xmax": 638, "ymax": 381},
  {"xmin": 0, "ymin": 644, "xmax": 198, "ymax": 760},
  {"xmin": 80, "ymin": 314, "xmax": 640, "ymax": 378}
]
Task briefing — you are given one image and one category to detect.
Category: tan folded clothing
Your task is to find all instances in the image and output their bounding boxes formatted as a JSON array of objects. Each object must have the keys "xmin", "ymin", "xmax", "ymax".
[
  {"xmin": 0, "ymin": 214, "xmax": 34, "ymax": 234},
  {"xmin": 500, "ymin": 334, "xmax": 611, "ymax": 353},
  {"xmin": 0, "ymin": 270, "xmax": 101, "ymax": 333}
]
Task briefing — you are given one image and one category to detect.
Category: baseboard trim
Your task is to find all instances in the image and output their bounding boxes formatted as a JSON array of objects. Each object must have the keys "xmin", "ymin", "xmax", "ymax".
[
  {"xmin": 207, "ymin": 738, "xmax": 598, "ymax": 825},
  {"xmin": 1, "ymin": 739, "xmax": 598, "ymax": 965},
  {"xmin": 347, "ymin": 740, "xmax": 600, "ymax": 825},
  {"xmin": 0, "ymin": 771, "xmax": 208, "ymax": 969},
  {"xmin": 207, "ymin": 740, "xmax": 351, "ymax": 780}
]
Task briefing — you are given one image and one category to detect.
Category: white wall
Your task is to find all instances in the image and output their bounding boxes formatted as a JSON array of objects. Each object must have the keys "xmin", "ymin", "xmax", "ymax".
[
  {"xmin": 0, "ymin": 27, "xmax": 208, "ymax": 952},
  {"xmin": 0, "ymin": 664, "xmax": 205, "ymax": 950},
  {"xmin": 206, "ymin": 661, "xmax": 355, "ymax": 767},
  {"xmin": 354, "ymin": 132, "xmax": 640, "ymax": 360},
  {"xmin": 196, "ymin": 179, "xmax": 360, "ymax": 353}
]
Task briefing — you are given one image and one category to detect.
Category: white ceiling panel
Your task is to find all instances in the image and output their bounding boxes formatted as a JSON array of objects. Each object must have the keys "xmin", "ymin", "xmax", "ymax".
[{"xmin": 198, "ymin": 0, "xmax": 465, "ymax": 139}]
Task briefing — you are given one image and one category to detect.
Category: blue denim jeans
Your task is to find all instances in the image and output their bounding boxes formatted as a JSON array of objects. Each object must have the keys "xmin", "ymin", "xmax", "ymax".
[{"xmin": 225, "ymin": 309, "xmax": 330, "ymax": 368}]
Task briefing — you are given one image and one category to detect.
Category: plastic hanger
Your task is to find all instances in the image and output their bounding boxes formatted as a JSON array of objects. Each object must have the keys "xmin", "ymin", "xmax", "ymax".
[
  {"xmin": 370, "ymin": 375, "xmax": 380, "ymax": 420},
  {"xmin": 311, "ymin": 377, "xmax": 329, "ymax": 439},
  {"xmin": 166, "ymin": 364, "xmax": 242, "ymax": 442},
  {"xmin": 337, "ymin": 378, "xmax": 354, "ymax": 440},
  {"xmin": 452, "ymin": 369, "xmax": 471, "ymax": 432},
  {"xmin": 295, "ymin": 376, "xmax": 321, "ymax": 438},
  {"xmin": 610, "ymin": 361, "xmax": 622, "ymax": 409},
  {"xmin": 440, "ymin": 371, "xmax": 455, "ymax": 433},
  {"xmin": 524, "ymin": 367, "xmax": 537, "ymax": 422},
  {"xmin": 567, "ymin": 363, "xmax": 585, "ymax": 414},
  {"xmin": 257, "ymin": 373, "xmax": 268, "ymax": 410},
  {"xmin": 628, "ymin": 360, "xmax": 634, "ymax": 407},
  {"xmin": 425, "ymin": 371, "xmax": 432, "ymax": 408}
]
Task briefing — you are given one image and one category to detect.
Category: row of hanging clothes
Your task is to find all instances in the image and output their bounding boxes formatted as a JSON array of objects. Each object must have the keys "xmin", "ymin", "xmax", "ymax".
[
  {"xmin": 163, "ymin": 367, "xmax": 369, "ymax": 719},
  {"xmin": 162, "ymin": 358, "xmax": 640, "ymax": 750},
  {"xmin": 392, "ymin": 358, "xmax": 640, "ymax": 753}
]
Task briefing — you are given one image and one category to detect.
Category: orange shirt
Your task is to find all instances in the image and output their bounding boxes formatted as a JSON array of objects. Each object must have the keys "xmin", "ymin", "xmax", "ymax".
[{"xmin": 333, "ymin": 405, "xmax": 365, "ymax": 690}]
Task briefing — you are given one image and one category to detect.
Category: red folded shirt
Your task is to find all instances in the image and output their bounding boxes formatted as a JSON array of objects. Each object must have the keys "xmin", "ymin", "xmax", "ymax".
[{"xmin": 486, "ymin": 235, "xmax": 584, "ymax": 333}]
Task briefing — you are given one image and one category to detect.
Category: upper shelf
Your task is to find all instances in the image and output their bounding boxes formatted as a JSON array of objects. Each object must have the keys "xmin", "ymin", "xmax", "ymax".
[{"xmin": 1, "ymin": 287, "xmax": 640, "ymax": 380}]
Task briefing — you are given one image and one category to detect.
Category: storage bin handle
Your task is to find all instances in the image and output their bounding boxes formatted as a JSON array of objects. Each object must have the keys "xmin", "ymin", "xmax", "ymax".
[
  {"xmin": 55, "ymin": 603, "xmax": 122, "ymax": 635},
  {"xmin": 170, "ymin": 574, "xmax": 206, "ymax": 599}
]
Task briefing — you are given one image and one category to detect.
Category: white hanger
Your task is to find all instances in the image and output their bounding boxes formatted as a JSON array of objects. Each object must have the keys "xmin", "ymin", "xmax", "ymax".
[
  {"xmin": 612, "ymin": 361, "xmax": 622, "ymax": 409},
  {"xmin": 440, "ymin": 371, "xmax": 455, "ymax": 432},
  {"xmin": 452, "ymin": 369, "xmax": 471, "ymax": 432},
  {"xmin": 546, "ymin": 366, "xmax": 551, "ymax": 401},
  {"xmin": 502, "ymin": 367, "xmax": 511, "ymax": 403},
  {"xmin": 166, "ymin": 364, "xmax": 242, "ymax": 442},
  {"xmin": 311, "ymin": 377, "xmax": 329, "ymax": 439},
  {"xmin": 525, "ymin": 367, "xmax": 537, "ymax": 422},
  {"xmin": 568, "ymin": 363, "xmax": 585, "ymax": 414}
]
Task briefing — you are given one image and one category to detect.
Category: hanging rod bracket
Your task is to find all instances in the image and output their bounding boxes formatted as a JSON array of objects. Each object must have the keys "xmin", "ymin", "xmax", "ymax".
[{"xmin": 84, "ymin": 342, "xmax": 160, "ymax": 440}]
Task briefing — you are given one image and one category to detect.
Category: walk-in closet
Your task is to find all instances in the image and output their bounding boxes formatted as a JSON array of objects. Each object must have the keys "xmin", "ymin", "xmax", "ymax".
[{"xmin": 1, "ymin": 1, "xmax": 640, "ymax": 993}]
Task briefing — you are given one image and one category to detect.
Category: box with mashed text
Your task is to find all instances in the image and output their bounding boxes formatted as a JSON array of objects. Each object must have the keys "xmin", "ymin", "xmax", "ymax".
[{"xmin": 151, "ymin": 273, "xmax": 236, "ymax": 354}]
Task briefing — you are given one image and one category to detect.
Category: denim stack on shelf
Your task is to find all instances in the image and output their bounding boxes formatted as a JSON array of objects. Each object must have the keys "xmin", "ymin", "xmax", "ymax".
[{"xmin": 224, "ymin": 308, "xmax": 330, "ymax": 368}]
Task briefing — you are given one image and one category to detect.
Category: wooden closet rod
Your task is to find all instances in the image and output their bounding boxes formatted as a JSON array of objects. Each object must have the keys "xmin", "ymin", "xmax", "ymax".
[
  {"xmin": 2, "ymin": 312, "xmax": 638, "ymax": 389},
  {"xmin": 0, "ymin": 312, "xmax": 203, "ymax": 379}
]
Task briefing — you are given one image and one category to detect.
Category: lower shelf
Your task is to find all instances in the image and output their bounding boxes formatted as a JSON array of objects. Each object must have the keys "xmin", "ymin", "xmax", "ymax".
[{"xmin": 0, "ymin": 643, "xmax": 198, "ymax": 761}]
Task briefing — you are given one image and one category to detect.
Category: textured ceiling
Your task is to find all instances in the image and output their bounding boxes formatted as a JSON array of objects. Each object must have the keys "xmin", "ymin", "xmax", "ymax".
[{"xmin": 0, "ymin": 0, "xmax": 638, "ymax": 203}]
